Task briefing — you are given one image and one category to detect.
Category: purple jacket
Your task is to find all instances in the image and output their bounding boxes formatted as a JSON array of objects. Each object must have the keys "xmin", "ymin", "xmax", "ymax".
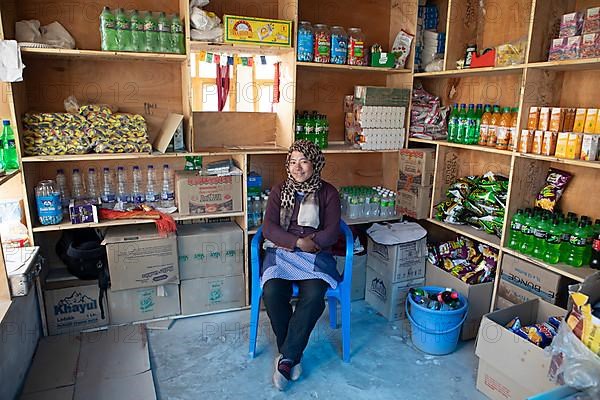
[{"xmin": 263, "ymin": 181, "xmax": 341, "ymax": 253}]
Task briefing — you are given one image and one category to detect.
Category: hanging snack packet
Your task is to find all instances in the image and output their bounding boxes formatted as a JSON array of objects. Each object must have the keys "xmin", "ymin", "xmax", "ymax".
[
  {"xmin": 535, "ymin": 168, "xmax": 572, "ymax": 211},
  {"xmin": 392, "ymin": 30, "xmax": 414, "ymax": 68}
]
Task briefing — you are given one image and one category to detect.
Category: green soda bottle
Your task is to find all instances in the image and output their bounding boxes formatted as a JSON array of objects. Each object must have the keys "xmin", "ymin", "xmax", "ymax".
[
  {"xmin": 171, "ymin": 14, "xmax": 185, "ymax": 54},
  {"xmin": 116, "ymin": 9, "xmax": 133, "ymax": 51},
  {"xmin": 304, "ymin": 111, "xmax": 315, "ymax": 143},
  {"xmin": 560, "ymin": 215, "xmax": 577, "ymax": 263},
  {"xmin": 144, "ymin": 12, "xmax": 160, "ymax": 53},
  {"xmin": 519, "ymin": 208, "xmax": 536, "ymax": 255},
  {"xmin": 584, "ymin": 219, "xmax": 595, "ymax": 265},
  {"xmin": 567, "ymin": 221, "xmax": 589, "ymax": 267},
  {"xmin": 315, "ymin": 114, "xmax": 324, "ymax": 148},
  {"xmin": 594, "ymin": 219, "xmax": 600, "ymax": 235},
  {"xmin": 322, "ymin": 115, "xmax": 329, "ymax": 148},
  {"xmin": 456, "ymin": 104, "xmax": 468, "ymax": 144},
  {"xmin": 544, "ymin": 219, "xmax": 562, "ymax": 264},
  {"xmin": 130, "ymin": 10, "xmax": 146, "ymax": 52},
  {"xmin": 466, "ymin": 104, "xmax": 477, "ymax": 144},
  {"xmin": 295, "ymin": 111, "xmax": 305, "ymax": 141},
  {"xmin": 0, "ymin": 124, "xmax": 4, "ymax": 170},
  {"xmin": 507, "ymin": 209, "xmax": 525, "ymax": 249},
  {"xmin": 474, "ymin": 104, "xmax": 483, "ymax": 144},
  {"xmin": 447, "ymin": 103, "xmax": 459, "ymax": 143},
  {"xmin": 100, "ymin": 6, "xmax": 118, "ymax": 51},
  {"xmin": 532, "ymin": 215, "xmax": 551, "ymax": 259},
  {"xmin": 2, "ymin": 120, "xmax": 18, "ymax": 170},
  {"xmin": 157, "ymin": 12, "xmax": 171, "ymax": 53}
]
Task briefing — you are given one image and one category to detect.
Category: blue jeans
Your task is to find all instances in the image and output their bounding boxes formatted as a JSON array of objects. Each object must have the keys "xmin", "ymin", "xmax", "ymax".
[{"xmin": 262, "ymin": 278, "xmax": 329, "ymax": 364}]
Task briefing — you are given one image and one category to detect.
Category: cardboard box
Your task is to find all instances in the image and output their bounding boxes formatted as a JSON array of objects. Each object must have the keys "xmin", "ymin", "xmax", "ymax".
[
  {"xmin": 580, "ymin": 134, "xmax": 599, "ymax": 161},
  {"xmin": 153, "ymin": 113, "xmax": 184, "ymax": 153},
  {"xmin": 367, "ymin": 236, "xmax": 427, "ymax": 283},
  {"xmin": 494, "ymin": 295, "xmax": 515, "ymax": 310},
  {"xmin": 175, "ymin": 168, "xmax": 243, "ymax": 215},
  {"xmin": 573, "ymin": 108, "xmax": 587, "ymax": 132},
  {"xmin": 223, "ymin": 15, "xmax": 292, "ymax": 47},
  {"xmin": 518, "ymin": 129, "xmax": 534, "ymax": 153},
  {"xmin": 532, "ymin": 130, "xmax": 544, "ymax": 154},
  {"xmin": 180, "ymin": 274, "xmax": 245, "ymax": 315},
  {"xmin": 102, "ymin": 225, "xmax": 179, "ymax": 291},
  {"xmin": 353, "ymin": 86, "xmax": 410, "ymax": 107},
  {"xmin": 542, "ymin": 131, "xmax": 558, "ymax": 156},
  {"xmin": 497, "ymin": 278, "xmax": 543, "ymax": 306},
  {"xmin": 44, "ymin": 279, "xmax": 109, "ymax": 335},
  {"xmin": 398, "ymin": 148, "xmax": 435, "ymax": 186},
  {"xmin": 395, "ymin": 183, "xmax": 432, "ymax": 220},
  {"xmin": 555, "ymin": 132, "xmax": 570, "ymax": 158},
  {"xmin": 336, "ymin": 254, "xmax": 367, "ymax": 301},
  {"xmin": 500, "ymin": 253, "xmax": 567, "ymax": 305},
  {"xmin": 108, "ymin": 284, "xmax": 180, "ymax": 324},
  {"xmin": 365, "ymin": 266, "xmax": 424, "ymax": 321},
  {"xmin": 538, "ymin": 107, "xmax": 551, "ymax": 131},
  {"xmin": 475, "ymin": 300, "xmax": 564, "ymax": 399},
  {"xmin": 177, "ymin": 222, "xmax": 244, "ymax": 280},
  {"xmin": 584, "ymin": 108, "xmax": 598, "ymax": 133},
  {"xmin": 425, "ymin": 262, "xmax": 493, "ymax": 340},
  {"xmin": 566, "ymin": 132, "xmax": 583, "ymax": 159}
]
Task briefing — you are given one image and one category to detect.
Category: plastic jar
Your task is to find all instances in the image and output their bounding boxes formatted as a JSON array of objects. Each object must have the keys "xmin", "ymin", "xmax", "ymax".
[
  {"xmin": 348, "ymin": 27, "xmax": 366, "ymax": 66},
  {"xmin": 313, "ymin": 24, "xmax": 331, "ymax": 63},
  {"xmin": 330, "ymin": 26, "xmax": 348, "ymax": 64},
  {"xmin": 35, "ymin": 180, "xmax": 63, "ymax": 225},
  {"xmin": 297, "ymin": 21, "xmax": 314, "ymax": 62}
]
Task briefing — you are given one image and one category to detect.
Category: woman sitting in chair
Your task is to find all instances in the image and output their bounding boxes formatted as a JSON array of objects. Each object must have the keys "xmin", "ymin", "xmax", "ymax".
[{"xmin": 261, "ymin": 140, "xmax": 341, "ymax": 390}]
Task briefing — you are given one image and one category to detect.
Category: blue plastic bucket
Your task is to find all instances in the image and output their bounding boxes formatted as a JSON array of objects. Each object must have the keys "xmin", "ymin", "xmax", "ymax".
[{"xmin": 405, "ymin": 286, "xmax": 469, "ymax": 355}]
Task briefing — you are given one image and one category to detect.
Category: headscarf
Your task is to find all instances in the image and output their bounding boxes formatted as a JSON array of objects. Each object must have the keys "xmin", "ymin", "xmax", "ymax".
[{"xmin": 279, "ymin": 140, "xmax": 325, "ymax": 229}]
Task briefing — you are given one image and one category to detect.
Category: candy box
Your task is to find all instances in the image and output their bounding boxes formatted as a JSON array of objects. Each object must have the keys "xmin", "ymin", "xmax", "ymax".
[
  {"xmin": 69, "ymin": 200, "xmax": 98, "ymax": 224},
  {"xmin": 583, "ymin": 7, "xmax": 600, "ymax": 34},
  {"xmin": 563, "ymin": 35, "xmax": 582, "ymax": 59},
  {"xmin": 559, "ymin": 12, "xmax": 583, "ymax": 38},
  {"xmin": 223, "ymin": 15, "xmax": 292, "ymax": 47},
  {"xmin": 581, "ymin": 33, "xmax": 600, "ymax": 58},
  {"xmin": 548, "ymin": 38, "xmax": 566, "ymax": 61}
]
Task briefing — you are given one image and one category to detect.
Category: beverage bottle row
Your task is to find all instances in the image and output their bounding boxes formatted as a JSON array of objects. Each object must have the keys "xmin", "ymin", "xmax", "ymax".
[
  {"xmin": 55, "ymin": 164, "xmax": 175, "ymax": 212},
  {"xmin": 0, "ymin": 120, "xmax": 19, "ymax": 170},
  {"xmin": 100, "ymin": 7, "xmax": 185, "ymax": 54},
  {"xmin": 340, "ymin": 186, "xmax": 397, "ymax": 220},
  {"xmin": 507, "ymin": 208, "xmax": 600, "ymax": 267},
  {"xmin": 247, "ymin": 192, "xmax": 269, "ymax": 229},
  {"xmin": 295, "ymin": 111, "xmax": 329, "ymax": 149},
  {"xmin": 447, "ymin": 104, "xmax": 518, "ymax": 150}
]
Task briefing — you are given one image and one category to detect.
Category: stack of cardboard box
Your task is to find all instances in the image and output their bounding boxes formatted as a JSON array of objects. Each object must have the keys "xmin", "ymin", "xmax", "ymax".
[{"xmin": 396, "ymin": 148, "xmax": 435, "ymax": 220}]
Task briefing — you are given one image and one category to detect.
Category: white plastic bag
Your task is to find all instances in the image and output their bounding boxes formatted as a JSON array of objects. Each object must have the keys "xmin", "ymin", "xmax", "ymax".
[
  {"xmin": 191, "ymin": 8, "xmax": 221, "ymax": 31},
  {"xmin": 190, "ymin": 0, "xmax": 210, "ymax": 7},
  {"xmin": 15, "ymin": 20, "xmax": 42, "ymax": 43},
  {"xmin": 191, "ymin": 27, "xmax": 223, "ymax": 42},
  {"xmin": 40, "ymin": 22, "xmax": 75, "ymax": 49}
]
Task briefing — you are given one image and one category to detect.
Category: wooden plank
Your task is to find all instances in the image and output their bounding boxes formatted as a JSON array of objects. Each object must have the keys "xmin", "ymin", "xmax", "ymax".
[
  {"xmin": 321, "ymin": 152, "xmax": 386, "ymax": 188},
  {"xmin": 275, "ymin": 51, "xmax": 296, "ymax": 149},
  {"xmin": 204, "ymin": 0, "xmax": 280, "ymax": 20},
  {"xmin": 0, "ymin": 169, "xmax": 20, "ymax": 186},
  {"xmin": 528, "ymin": 57, "xmax": 600, "ymax": 71},
  {"xmin": 20, "ymin": 48, "xmax": 186, "ymax": 62},
  {"xmin": 16, "ymin": 0, "xmax": 181, "ymax": 51},
  {"xmin": 190, "ymin": 42, "xmax": 294, "ymax": 56},
  {"xmin": 427, "ymin": 218, "xmax": 502, "ymax": 248},
  {"xmin": 23, "ymin": 58, "xmax": 183, "ymax": 140},
  {"xmin": 414, "ymin": 64, "xmax": 525, "ymax": 78},
  {"xmin": 445, "ymin": 0, "xmax": 477, "ymax": 71},
  {"xmin": 296, "ymin": 62, "xmax": 411, "ymax": 74},
  {"xmin": 193, "ymin": 112, "xmax": 277, "ymax": 150}
]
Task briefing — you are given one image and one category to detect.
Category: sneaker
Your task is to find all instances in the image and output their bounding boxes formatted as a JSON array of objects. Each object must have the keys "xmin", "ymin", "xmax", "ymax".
[
  {"xmin": 272, "ymin": 355, "xmax": 290, "ymax": 391},
  {"xmin": 290, "ymin": 362, "xmax": 302, "ymax": 381}
]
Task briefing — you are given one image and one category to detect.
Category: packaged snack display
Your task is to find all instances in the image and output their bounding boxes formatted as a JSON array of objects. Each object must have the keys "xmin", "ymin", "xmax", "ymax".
[
  {"xmin": 583, "ymin": 7, "xmax": 600, "ymax": 34},
  {"xmin": 549, "ymin": 38, "xmax": 567, "ymax": 61},
  {"xmin": 505, "ymin": 315, "xmax": 561, "ymax": 349},
  {"xmin": 581, "ymin": 33, "xmax": 600, "ymax": 58},
  {"xmin": 560, "ymin": 12, "xmax": 584, "ymax": 38},
  {"xmin": 495, "ymin": 37, "xmax": 527, "ymax": 66},
  {"xmin": 535, "ymin": 168, "xmax": 572, "ymax": 212},
  {"xmin": 409, "ymin": 82, "xmax": 449, "ymax": 140}
]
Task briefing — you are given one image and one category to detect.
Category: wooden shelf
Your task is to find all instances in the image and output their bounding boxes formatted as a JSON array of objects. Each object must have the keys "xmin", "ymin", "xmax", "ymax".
[
  {"xmin": 32, "ymin": 211, "xmax": 245, "ymax": 232},
  {"xmin": 427, "ymin": 218, "xmax": 502, "ymax": 249},
  {"xmin": 19, "ymin": 47, "xmax": 187, "ymax": 62},
  {"xmin": 344, "ymin": 215, "xmax": 402, "ymax": 226},
  {"xmin": 502, "ymin": 248, "xmax": 596, "ymax": 283},
  {"xmin": 515, "ymin": 152, "xmax": 600, "ymax": 169},
  {"xmin": 189, "ymin": 41, "xmax": 293, "ymax": 56},
  {"xmin": 409, "ymin": 138, "xmax": 514, "ymax": 156},
  {"xmin": 527, "ymin": 58, "xmax": 600, "ymax": 71},
  {"xmin": 0, "ymin": 169, "xmax": 19, "ymax": 186},
  {"xmin": 296, "ymin": 62, "xmax": 411, "ymax": 74},
  {"xmin": 21, "ymin": 151, "xmax": 233, "ymax": 163},
  {"xmin": 322, "ymin": 142, "xmax": 400, "ymax": 153},
  {"xmin": 414, "ymin": 64, "xmax": 525, "ymax": 78}
]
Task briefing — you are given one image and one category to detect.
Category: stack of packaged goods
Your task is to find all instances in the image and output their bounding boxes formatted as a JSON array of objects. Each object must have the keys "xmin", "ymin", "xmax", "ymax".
[
  {"xmin": 519, "ymin": 106, "xmax": 600, "ymax": 161},
  {"xmin": 344, "ymin": 86, "xmax": 409, "ymax": 150},
  {"xmin": 294, "ymin": 110, "xmax": 329, "ymax": 149},
  {"xmin": 435, "ymin": 172, "xmax": 508, "ymax": 238},
  {"xmin": 339, "ymin": 186, "xmax": 398, "ymax": 220},
  {"xmin": 549, "ymin": 7, "xmax": 600, "ymax": 61},
  {"xmin": 396, "ymin": 148, "xmax": 435, "ymax": 220},
  {"xmin": 428, "ymin": 236, "xmax": 499, "ymax": 285},
  {"xmin": 504, "ymin": 315, "xmax": 563, "ymax": 349},
  {"xmin": 22, "ymin": 104, "xmax": 152, "ymax": 156},
  {"xmin": 415, "ymin": 3, "xmax": 445, "ymax": 72},
  {"xmin": 409, "ymin": 83, "xmax": 450, "ymax": 140}
]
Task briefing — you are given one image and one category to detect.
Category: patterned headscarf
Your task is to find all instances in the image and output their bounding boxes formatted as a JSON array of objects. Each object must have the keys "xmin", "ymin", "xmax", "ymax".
[{"xmin": 279, "ymin": 140, "xmax": 325, "ymax": 229}]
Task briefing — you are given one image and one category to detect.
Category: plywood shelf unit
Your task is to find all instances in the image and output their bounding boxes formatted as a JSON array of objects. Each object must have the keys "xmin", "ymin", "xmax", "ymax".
[
  {"xmin": 296, "ymin": 62, "xmax": 411, "ymax": 74},
  {"xmin": 19, "ymin": 47, "xmax": 187, "ymax": 62},
  {"xmin": 502, "ymin": 248, "xmax": 596, "ymax": 283}
]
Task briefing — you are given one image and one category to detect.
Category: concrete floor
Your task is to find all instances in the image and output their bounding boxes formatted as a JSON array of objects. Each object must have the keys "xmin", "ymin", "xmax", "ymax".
[{"xmin": 148, "ymin": 301, "xmax": 487, "ymax": 400}]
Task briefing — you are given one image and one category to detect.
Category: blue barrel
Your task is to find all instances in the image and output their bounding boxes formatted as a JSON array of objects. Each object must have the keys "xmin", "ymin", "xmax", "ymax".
[{"xmin": 405, "ymin": 286, "xmax": 469, "ymax": 355}]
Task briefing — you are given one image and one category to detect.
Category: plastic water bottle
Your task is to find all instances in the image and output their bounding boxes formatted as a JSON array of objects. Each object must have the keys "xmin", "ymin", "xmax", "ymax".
[
  {"xmin": 101, "ymin": 167, "xmax": 116, "ymax": 207},
  {"xmin": 116, "ymin": 8, "xmax": 133, "ymax": 51},
  {"xmin": 145, "ymin": 165, "xmax": 157, "ymax": 207},
  {"xmin": 252, "ymin": 196, "xmax": 262, "ymax": 226},
  {"xmin": 160, "ymin": 164, "xmax": 175, "ymax": 208},
  {"xmin": 247, "ymin": 197, "xmax": 254, "ymax": 228},
  {"xmin": 144, "ymin": 11, "xmax": 160, "ymax": 53},
  {"xmin": 371, "ymin": 190, "xmax": 381, "ymax": 217},
  {"xmin": 130, "ymin": 10, "xmax": 146, "ymax": 52},
  {"xmin": 116, "ymin": 166, "xmax": 129, "ymax": 204},
  {"xmin": 157, "ymin": 12, "xmax": 171, "ymax": 53},
  {"xmin": 100, "ymin": 6, "xmax": 118, "ymax": 51},
  {"xmin": 261, "ymin": 194, "xmax": 268, "ymax": 221},
  {"xmin": 71, "ymin": 168, "xmax": 85, "ymax": 201},
  {"xmin": 86, "ymin": 168, "xmax": 99, "ymax": 205},
  {"xmin": 55, "ymin": 169, "xmax": 69, "ymax": 215},
  {"xmin": 171, "ymin": 14, "xmax": 185, "ymax": 54},
  {"xmin": 132, "ymin": 166, "xmax": 144, "ymax": 205}
]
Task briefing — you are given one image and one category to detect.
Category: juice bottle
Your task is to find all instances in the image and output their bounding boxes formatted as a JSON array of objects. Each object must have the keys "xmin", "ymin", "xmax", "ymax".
[
  {"xmin": 508, "ymin": 107, "xmax": 519, "ymax": 151},
  {"xmin": 447, "ymin": 103, "xmax": 459, "ymax": 143},
  {"xmin": 478, "ymin": 105, "xmax": 492, "ymax": 146},
  {"xmin": 456, "ymin": 104, "xmax": 468, "ymax": 144},
  {"xmin": 495, "ymin": 107, "xmax": 512, "ymax": 150},
  {"xmin": 486, "ymin": 105, "xmax": 502, "ymax": 147}
]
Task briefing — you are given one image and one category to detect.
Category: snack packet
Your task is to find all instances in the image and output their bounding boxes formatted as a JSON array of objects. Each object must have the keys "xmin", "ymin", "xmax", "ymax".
[{"xmin": 535, "ymin": 168, "xmax": 573, "ymax": 212}]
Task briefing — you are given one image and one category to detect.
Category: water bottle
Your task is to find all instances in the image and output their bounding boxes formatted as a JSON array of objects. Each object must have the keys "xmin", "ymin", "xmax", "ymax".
[
  {"xmin": 160, "ymin": 164, "xmax": 175, "ymax": 208},
  {"xmin": 132, "ymin": 166, "xmax": 144, "ymax": 205},
  {"xmin": 261, "ymin": 194, "xmax": 268, "ymax": 222},
  {"xmin": 145, "ymin": 165, "xmax": 157, "ymax": 207},
  {"xmin": 247, "ymin": 197, "xmax": 254, "ymax": 228},
  {"xmin": 87, "ymin": 168, "xmax": 100, "ymax": 205},
  {"xmin": 252, "ymin": 196, "xmax": 262, "ymax": 227},
  {"xmin": 71, "ymin": 168, "xmax": 85, "ymax": 201},
  {"xmin": 116, "ymin": 166, "xmax": 129, "ymax": 204},
  {"xmin": 55, "ymin": 169, "xmax": 70, "ymax": 215},
  {"xmin": 371, "ymin": 190, "xmax": 381, "ymax": 217},
  {"xmin": 101, "ymin": 167, "xmax": 116, "ymax": 208}
]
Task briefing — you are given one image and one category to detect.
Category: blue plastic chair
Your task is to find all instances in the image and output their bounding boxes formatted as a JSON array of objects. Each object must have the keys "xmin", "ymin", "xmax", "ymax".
[{"xmin": 248, "ymin": 220, "xmax": 354, "ymax": 362}]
